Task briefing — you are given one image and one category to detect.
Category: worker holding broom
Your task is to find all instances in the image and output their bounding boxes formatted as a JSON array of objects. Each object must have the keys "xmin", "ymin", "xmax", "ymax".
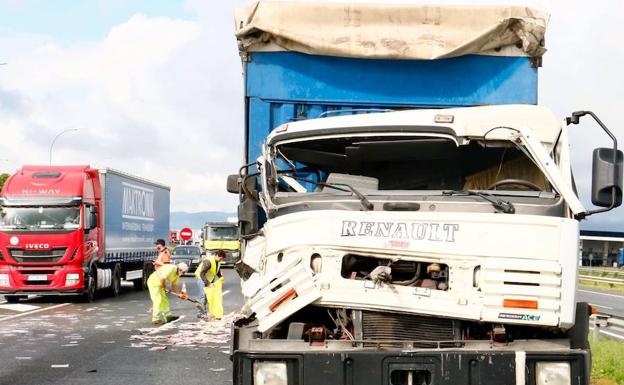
[
  {"xmin": 196, "ymin": 250, "xmax": 225, "ymax": 320},
  {"xmin": 147, "ymin": 262, "xmax": 189, "ymax": 324}
]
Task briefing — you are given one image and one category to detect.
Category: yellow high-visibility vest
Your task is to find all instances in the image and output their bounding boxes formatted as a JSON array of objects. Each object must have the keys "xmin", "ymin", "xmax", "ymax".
[{"xmin": 195, "ymin": 254, "xmax": 220, "ymax": 283}]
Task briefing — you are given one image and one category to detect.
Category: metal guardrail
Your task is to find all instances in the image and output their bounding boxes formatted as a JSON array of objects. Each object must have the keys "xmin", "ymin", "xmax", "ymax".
[
  {"xmin": 590, "ymin": 314, "xmax": 624, "ymax": 342},
  {"xmin": 578, "ymin": 274, "xmax": 624, "ymax": 284}
]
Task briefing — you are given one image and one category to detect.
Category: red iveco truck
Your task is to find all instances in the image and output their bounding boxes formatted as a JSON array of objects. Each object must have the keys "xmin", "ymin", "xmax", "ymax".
[{"xmin": 0, "ymin": 165, "xmax": 170, "ymax": 302}]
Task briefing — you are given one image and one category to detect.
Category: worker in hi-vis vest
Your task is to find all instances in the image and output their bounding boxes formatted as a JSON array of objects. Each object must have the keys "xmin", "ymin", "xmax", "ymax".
[
  {"xmin": 196, "ymin": 250, "xmax": 225, "ymax": 320},
  {"xmin": 147, "ymin": 262, "xmax": 188, "ymax": 324}
]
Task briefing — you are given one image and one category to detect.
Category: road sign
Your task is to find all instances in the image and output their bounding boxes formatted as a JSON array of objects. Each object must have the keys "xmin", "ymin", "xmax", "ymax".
[{"xmin": 179, "ymin": 227, "xmax": 193, "ymax": 241}]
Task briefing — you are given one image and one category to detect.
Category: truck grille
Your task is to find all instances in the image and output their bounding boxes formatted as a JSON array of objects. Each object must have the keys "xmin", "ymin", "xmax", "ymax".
[
  {"xmin": 362, "ymin": 311, "xmax": 460, "ymax": 347},
  {"xmin": 481, "ymin": 259, "xmax": 561, "ymax": 316},
  {"xmin": 9, "ymin": 248, "xmax": 67, "ymax": 263}
]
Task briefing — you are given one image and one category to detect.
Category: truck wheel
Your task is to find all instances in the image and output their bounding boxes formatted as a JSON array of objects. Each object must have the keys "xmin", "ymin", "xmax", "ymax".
[
  {"xmin": 83, "ymin": 265, "xmax": 97, "ymax": 303},
  {"xmin": 110, "ymin": 264, "xmax": 121, "ymax": 297},
  {"xmin": 135, "ymin": 263, "xmax": 151, "ymax": 291},
  {"xmin": 5, "ymin": 295, "xmax": 20, "ymax": 303}
]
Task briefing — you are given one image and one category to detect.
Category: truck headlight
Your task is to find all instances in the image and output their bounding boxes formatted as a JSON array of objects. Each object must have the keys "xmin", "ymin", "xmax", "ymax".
[
  {"xmin": 536, "ymin": 362, "xmax": 571, "ymax": 385},
  {"xmin": 0, "ymin": 273, "xmax": 9, "ymax": 287},
  {"xmin": 192, "ymin": 259, "xmax": 200, "ymax": 264},
  {"xmin": 65, "ymin": 273, "xmax": 80, "ymax": 286},
  {"xmin": 253, "ymin": 361, "xmax": 287, "ymax": 385}
]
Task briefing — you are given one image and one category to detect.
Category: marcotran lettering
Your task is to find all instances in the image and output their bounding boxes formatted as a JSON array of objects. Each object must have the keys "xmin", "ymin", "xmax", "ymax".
[
  {"xmin": 122, "ymin": 186, "xmax": 154, "ymax": 219},
  {"xmin": 341, "ymin": 220, "xmax": 459, "ymax": 242}
]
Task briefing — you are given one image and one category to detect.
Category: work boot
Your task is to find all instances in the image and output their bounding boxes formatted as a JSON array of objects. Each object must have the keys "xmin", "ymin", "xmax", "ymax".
[
  {"xmin": 152, "ymin": 319, "xmax": 165, "ymax": 325},
  {"xmin": 166, "ymin": 315, "xmax": 180, "ymax": 323}
]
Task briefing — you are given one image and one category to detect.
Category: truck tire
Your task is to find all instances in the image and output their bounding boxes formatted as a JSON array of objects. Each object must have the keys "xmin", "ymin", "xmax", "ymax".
[
  {"xmin": 83, "ymin": 265, "xmax": 97, "ymax": 303},
  {"xmin": 110, "ymin": 263, "xmax": 121, "ymax": 297},
  {"xmin": 5, "ymin": 295, "xmax": 20, "ymax": 303}
]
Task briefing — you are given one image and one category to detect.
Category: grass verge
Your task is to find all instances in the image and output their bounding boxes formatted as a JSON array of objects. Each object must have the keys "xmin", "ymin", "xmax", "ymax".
[
  {"xmin": 591, "ymin": 337, "xmax": 624, "ymax": 384},
  {"xmin": 579, "ymin": 279, "xmax": 624, "ymax": 293}
]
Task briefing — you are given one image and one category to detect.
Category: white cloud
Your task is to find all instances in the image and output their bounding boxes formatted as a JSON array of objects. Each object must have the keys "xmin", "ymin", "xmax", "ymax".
[{"xmin": 0, "ymin": 11, "xmax": 244, "ymax": 212}]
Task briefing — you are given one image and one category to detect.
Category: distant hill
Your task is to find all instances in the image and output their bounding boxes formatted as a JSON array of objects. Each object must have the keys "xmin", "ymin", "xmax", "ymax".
[{"xmin": 170, "ymin": 211, "xmax": 236, "ymax": 230}]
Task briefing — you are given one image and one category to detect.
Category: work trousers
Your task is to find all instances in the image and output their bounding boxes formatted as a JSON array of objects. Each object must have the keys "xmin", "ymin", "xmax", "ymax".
[
  {"xmin": 203, "ymin": 279, "xmax": 223, "ymax": 319},
  {"xmin": 147, "ymin": 284, "xmax": 171, "ymax": 322},
  {"xmin": 195, "ymin": 278, "xmax": 206, "ymax": 308}
]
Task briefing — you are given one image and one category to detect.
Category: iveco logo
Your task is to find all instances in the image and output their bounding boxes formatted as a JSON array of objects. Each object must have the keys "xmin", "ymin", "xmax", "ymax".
[{"xmin": 25, "ymin": 243, "xmax": 50, "ymax": 250}]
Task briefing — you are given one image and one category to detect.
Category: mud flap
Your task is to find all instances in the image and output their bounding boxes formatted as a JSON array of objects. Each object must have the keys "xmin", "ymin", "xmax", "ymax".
[{"xmin": 247, "ymin": 257, "xmax": 321, "ymax": 333}]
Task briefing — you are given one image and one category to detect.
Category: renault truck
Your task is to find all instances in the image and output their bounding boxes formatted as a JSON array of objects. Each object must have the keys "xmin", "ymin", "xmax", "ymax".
[
  {"xmin": 226, "ymin": 3, "xmax": 623, "ymax": 385},
  {"xmin": 0, "ymin": 165, "xmax": 170, "ymax": 302}
]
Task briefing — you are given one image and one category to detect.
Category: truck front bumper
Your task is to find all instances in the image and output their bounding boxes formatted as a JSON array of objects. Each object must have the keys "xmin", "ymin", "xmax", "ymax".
[
  {"xmin": 0, "ymin": 264, "xmax": 85, "ymax": 292},
  {"xmin": 232, "ymin": 349, "xmax": 589, "ymax": 385},
  {"xmin": 0, "ymin": 290, "xmax": 83, "ymax": 296}
]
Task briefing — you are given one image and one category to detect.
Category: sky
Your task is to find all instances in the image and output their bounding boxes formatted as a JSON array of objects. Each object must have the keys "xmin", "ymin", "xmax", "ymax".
[{"xmin": 0, "ymin": 0, "xmax": 623, "ymax": 231}]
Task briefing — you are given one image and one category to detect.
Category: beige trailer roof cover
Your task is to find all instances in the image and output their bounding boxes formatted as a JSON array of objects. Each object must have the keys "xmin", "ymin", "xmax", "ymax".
[{"xmin": 235, "ymin": 2, "xmax": 548, "ymax": 60}]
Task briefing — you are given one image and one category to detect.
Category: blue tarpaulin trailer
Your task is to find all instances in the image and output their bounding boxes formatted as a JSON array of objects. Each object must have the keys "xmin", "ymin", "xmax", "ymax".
[
  {"xmin": 100, "ymin": 168, "xmax": 170, "ymax": 263},
  {"xmin": 244, "ymin": 51, "xmax": 539, "ymax": 165}
]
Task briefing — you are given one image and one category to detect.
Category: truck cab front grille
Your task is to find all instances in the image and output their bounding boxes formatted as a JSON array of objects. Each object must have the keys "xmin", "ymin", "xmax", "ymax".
[{"xmin": 9, "ymin": 248, "xmax": 67, "ymax": 263}]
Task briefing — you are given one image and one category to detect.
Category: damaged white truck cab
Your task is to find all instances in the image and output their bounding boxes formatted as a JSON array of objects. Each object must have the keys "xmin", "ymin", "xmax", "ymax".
[
  {"xmin": 228, "ymin": 3, "xmax": 622, "ymax": 385},
  {"xmin": 247, "ymin": 105, "xmax": 583, "ymax": 331},
  {"xmin": 231, "ymin": 105, "xmax": 622, "ymax": 385}
]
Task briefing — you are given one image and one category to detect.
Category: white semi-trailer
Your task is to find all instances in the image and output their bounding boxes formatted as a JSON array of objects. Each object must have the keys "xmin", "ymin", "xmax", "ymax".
[{"xmin": 228, "ymin": 3, "xmax": 623, "ymax": 385}]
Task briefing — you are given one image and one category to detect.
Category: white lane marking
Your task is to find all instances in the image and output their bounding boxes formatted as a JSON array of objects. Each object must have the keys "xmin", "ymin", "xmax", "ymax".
[
  {"xmin": 579, "ymin": 289, "xmax": 624, "ymax": 299},
  {"xmin": 15, "ymin": 357, "xmax": 31, "ymax": 360},
  {"xmin": 51, "ymin": 364, "xmax": 69, "ymax": 368},
  {"xmin": 589, "ymin": 326, "xmax": 624, "ymax": 340},
  {"xmin": 589, "ymin": 303, "xmax": 614, "ymax": 310},
  {"xmin": 0, "ymin": 303, "xmax": 70, "ymax": 321},
  {"xmin": 0, "ymin": 303, "xmax": 40, "ymax": 312},
  {"xmin": 222, "ymin": 290, "xmax": 230, "ymax": 296}
]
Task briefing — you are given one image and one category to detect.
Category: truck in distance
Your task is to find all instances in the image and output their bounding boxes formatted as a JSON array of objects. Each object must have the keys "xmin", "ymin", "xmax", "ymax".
[
  {"xmin": 202, "ymin": 221, "xmax": 240, "ymax": 266},
  {"xmin": 0, "ymin": 166, "xmax": 170, "ymax": 302},
  {"xmin": 226, "ymin": 3, "xmax": 623, "ymax": 385}
]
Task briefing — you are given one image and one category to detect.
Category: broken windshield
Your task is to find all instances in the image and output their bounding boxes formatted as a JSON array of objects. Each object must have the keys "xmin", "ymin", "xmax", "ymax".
[{"xmin": 271, "ymin": 135, "xmax": 551, "ymax": 196}]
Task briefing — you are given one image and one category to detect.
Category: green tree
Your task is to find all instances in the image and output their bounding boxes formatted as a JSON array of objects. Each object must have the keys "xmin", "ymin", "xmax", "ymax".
[{"xmin": 0, "ymin": 173, "xmax": 9, "ymax": 191}]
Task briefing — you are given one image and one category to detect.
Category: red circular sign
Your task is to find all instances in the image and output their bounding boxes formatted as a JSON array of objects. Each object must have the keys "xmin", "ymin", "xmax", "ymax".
[{"xmin": 179, "ymin": 227, "xmax": 193, "ymax": 241}]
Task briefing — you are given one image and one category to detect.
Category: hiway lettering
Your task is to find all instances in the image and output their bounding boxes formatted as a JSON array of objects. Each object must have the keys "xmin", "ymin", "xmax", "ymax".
[
  {"xmin": 341, "ymin": 221, "xmax": 459, "ymax": 242},
  {"xmin": 21, "ymin": 189, "xmax": 61, "ymax": 195}
]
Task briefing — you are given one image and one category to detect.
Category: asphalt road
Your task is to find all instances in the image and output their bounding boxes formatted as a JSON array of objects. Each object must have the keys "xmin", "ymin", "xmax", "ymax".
[
  {"xmin": 2, "ymin": 272, "xmax": 624, "ymax": 385},
  {"xmin": 577, "ymin": 287, "xmax": 624, "ymax": 318},
  {"xmin": 0, "ymin": 269, "xmax": 244, "ymax": 385}
]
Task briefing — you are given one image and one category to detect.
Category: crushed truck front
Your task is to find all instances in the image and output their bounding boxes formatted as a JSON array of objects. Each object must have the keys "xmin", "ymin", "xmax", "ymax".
[{"xmin": 229, "ymin": 105, "xmax": 611, "ymax": 385}]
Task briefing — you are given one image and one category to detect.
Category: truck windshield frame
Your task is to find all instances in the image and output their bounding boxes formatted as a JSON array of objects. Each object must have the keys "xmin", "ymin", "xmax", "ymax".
[
  {"xmin": 205, "ymin": 226, "xmax": 239, "ymax": 241},
  {"xmin": 265, "ymin": 132, "xmax": 558, "ymax": 204},
  {"xmin": 0, "ymin": 205, "xmax": 81, "ymax": 232}
]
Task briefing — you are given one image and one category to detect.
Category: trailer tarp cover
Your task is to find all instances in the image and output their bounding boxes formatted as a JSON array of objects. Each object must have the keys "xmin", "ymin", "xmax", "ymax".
[{"xmin": 235, "ymin": 1, "xmax": 548, "ymax": 59}]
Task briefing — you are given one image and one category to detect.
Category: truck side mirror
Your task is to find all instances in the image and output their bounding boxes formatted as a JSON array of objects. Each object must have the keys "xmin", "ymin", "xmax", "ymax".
[
  {"xmin": 567, "ymin": 110, "xmax": 622, "ymax": 217},
  {"xmin": 592, "ymin": 148, "xmax": 623, "ymax": 207},
  {"xmin": 226, "ymin": 174, "xmax": 240, "ymax": 194},
  {"xmin": 84, "ymin": 206, "xmax": 98, "ymax": 230}
]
